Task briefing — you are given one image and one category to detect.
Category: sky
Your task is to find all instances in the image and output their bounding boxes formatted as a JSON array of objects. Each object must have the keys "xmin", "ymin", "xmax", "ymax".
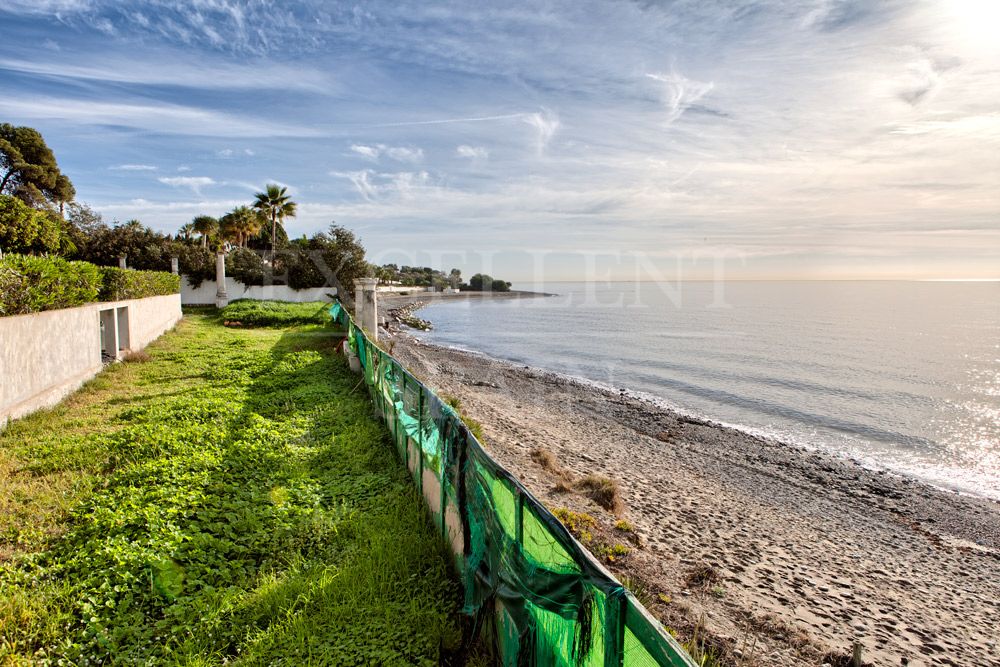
[{"xmin": 1, "ymin": 0, "xmax": 998, "ymax": 281}]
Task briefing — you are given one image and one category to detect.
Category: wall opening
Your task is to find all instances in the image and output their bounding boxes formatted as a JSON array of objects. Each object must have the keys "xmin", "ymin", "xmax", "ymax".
[
  {"xmin": 99, "ymin": 308, "xmax": 117, "ymax": 363},
  {"xmin": 116, "ymin": 307, "xmax": 130, "ymax": 354}
]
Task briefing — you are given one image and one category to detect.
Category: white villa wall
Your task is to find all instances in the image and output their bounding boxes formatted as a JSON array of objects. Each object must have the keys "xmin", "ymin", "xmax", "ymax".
[
  {"xmin": 181, "ymin": 277, "xmax": 336, "ymax": 304},
  {"xmin": 0, "ymin": 293, "xmax": 182, "ymax": 427}
]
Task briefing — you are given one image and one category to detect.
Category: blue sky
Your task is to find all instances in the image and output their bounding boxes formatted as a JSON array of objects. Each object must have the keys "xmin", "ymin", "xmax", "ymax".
[{"xmin": 1, "ymin": 0, "xmax": 998, "ymax": 280}]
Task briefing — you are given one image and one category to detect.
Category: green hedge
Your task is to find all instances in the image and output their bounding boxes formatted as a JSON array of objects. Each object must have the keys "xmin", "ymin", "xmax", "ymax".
[
  {"xmin": 220, "ymin": 299, "xmax": 331, "ymax": 327},
  {"xmin": 99, "ymin": 266, "xmax": 180, "ymax": 301},
  {"xmin": 0, "ymin": 254, "xmax": 102, "ymax": 316},
  {"xmin": 0, "ymin": 255, "xmax": 180, "ymax": 316}
]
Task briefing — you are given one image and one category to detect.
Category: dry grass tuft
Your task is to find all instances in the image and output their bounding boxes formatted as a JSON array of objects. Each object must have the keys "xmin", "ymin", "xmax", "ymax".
[
  {"xmin": 552, "ymin": 479, "xmax": 574, "ymax": 494},
  {"xmin": 529, "ymin": 447, "xmax": 560, "ymax": 473},
  {"xmin": 122, "ymin": 350, "xmax": 152, "ymax": 363},
  {"xmin": 577, "ymin": 473, "xmax": 624, "ymax": 515},
  {"xmin": 684, "ymin": 562, "xmax": 722, "ymax": 590}
]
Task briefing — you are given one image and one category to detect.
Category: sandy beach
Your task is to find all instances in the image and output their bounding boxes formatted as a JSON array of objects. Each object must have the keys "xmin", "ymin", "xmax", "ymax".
[{"xmin": 379, "ymin": 304, "xmax": 1000, "ymax": 666}]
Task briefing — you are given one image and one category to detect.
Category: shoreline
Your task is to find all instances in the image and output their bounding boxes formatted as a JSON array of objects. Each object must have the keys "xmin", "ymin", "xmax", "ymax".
[{"xmin": 384, "ymin": 326, "xmax": 1000, "ymax": 666}]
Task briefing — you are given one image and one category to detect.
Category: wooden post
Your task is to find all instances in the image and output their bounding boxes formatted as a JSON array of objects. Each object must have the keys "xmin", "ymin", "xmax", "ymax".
[{"xmin": 851, "ymin": 641, "xmax": 863, "ymax": 667}]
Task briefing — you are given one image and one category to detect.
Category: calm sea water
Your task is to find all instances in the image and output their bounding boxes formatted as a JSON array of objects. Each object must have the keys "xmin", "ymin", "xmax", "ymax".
[{"xmin": 416, "ymin": 281, "xmax": 1000, "ymax": 499}]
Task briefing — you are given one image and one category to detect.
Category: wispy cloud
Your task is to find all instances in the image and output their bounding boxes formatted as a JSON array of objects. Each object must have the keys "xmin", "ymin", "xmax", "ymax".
[
  {"xmin": 110, "ymin": 163, "xmax": 157, "ymax": 171},
  {"xmin": 349, "ymin": 144, "xmax": 423, "ymax": 163},
  {"xmin": 0, "ymin": 96, "xmax": 322, "ymax": 137},
  {"xmin": 646, "ymin": 69, "xmax": 714, "ymax": 125},
  {"xmin": 523, "ymin": 108, "xmax": 560, "ymax": 155},
  {"xmin": 456, "ymin": 145, "xmax": 489, "ymax": 159},
  {"xmin": 158, "ymin": 176, "xmax": 216, "ymax": 195},
  {"xmin": 0, "ymin": 55, "xmax": 333, "ymax": 91}
]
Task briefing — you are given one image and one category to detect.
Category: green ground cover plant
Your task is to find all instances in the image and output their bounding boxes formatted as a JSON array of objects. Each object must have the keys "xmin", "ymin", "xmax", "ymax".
[
  {"xmin": 0, "ymin": 309, "xmax": 460, "ymax": 665},
  {"xmin": 220, "ymin": 299, "xmax": 331, "ymax": 328}
]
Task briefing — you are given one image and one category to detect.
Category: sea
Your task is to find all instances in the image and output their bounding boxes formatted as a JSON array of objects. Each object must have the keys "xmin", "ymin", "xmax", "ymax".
[{"xmin": 415, "ymin": 281, "xmax": 1000, "ymax": 500}]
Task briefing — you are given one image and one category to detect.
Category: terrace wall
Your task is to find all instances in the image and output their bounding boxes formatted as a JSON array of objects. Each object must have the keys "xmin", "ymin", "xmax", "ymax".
[
  {"xmin": 181, "ymin": 277, "xmax": 336, "ymax": 305},
  {"xmin": 0, "ymin": 294, "xmax": 182, "ymax": 427}
]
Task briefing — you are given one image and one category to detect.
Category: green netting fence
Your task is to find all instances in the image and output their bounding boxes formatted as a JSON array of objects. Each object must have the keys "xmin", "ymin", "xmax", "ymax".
[{"xmin": 333, "ymin": 303, "xmax": 696, "ymax": 667}]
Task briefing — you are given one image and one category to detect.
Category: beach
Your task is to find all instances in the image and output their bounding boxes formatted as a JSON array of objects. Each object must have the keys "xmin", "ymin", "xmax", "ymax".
[{"xmin": 380, "ymin": 301, "xmax": 1000, "ymax": 666}]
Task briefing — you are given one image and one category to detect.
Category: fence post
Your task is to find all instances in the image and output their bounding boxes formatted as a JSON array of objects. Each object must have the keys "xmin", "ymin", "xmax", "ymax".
[
  {"xmin": 354, "ymin": 278, "xmax": 379, "ymax": 341},
  {"xmin": 118, "ymin": 255, "xmax": 127, "ymax": 269},
  {"xmin": 170, "ymin": 257, "xmax": 179, "ymax": 275},
  {"xmin": 215, "ymin": 251, "xmax": 228, "ymax": 308}
]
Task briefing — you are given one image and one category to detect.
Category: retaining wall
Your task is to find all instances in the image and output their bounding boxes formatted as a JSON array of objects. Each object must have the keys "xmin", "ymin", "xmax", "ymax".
[{"xmin": 0, "ymin": 293, "xmax": 182, "ymax": 427}]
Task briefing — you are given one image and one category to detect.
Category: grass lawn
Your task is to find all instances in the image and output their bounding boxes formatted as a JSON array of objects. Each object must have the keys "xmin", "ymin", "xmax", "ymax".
[{"xmin": 0, "ymin": 309, "xmax": 461, "ymax": 665}]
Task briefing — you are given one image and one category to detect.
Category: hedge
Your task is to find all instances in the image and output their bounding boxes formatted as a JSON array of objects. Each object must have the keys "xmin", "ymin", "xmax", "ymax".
[
  {"xmin": 0, "ymin": 255, "xmax": 101, "ymax": 316},
  {"xmin": 0, "ymin": 255, "xmax": 179, "ymax": 316},
  {"xmin": 99, "ymin": 266, "xmax": 180, "ymax": 301}
]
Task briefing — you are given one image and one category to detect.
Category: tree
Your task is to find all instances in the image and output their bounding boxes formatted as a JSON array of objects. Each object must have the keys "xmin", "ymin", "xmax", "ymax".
[
  {"xmin": 467, "ymin": 273, "xmax": 492, "ymax": 291},
  {"xmin": 0, "ymin": 124, "xmax": 74, "ymax": 210},
  {"xmin": 78, "ymin": 219, "xmax": 170, "ymax": 270},
  {"xmin": 0, "ymin": 194, "xmax": 66, "ymax": 255},
  {"xmin": 220, "ymin": 205, "xmax": 262, "ymax": 248},
  {"xmin": 177, "ymin": 222, "xmax": 196, "ymax": 242},
  {"xmin": 253, "ymin": 184, "xmax": 296, "ymax": 261},
  {"xmin": 191, "ymin": 215, "xmax": 218, "ymax": 249},
  {"xmin": 64, "ymin": 202, "xmax": 105, "ymax": 257},
  {"xmin": 448, "ymin": 268, "xmax": 462, "ymax": 289}
]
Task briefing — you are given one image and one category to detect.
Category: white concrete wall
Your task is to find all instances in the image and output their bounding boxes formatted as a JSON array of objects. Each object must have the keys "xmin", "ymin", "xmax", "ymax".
[
  {"xmin": 0, "ymin": 293, "xmax": 182, "ymax": 427},
  {"xmin": 181, "ymin": 277, "xmax": 336, "ymax": 304},
  {"xmin": 377, "ymin": 285, "xmax": 436, "ymax": 293}
]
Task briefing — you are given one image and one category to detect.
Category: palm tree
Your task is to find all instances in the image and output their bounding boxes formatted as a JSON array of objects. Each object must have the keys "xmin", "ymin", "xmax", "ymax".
[
  {"xmin": 253, "ymin": 184, "xmax": 296, "ymax": 261},
  {"xmin": 191, "ymin": 215, "xmax": 218, "ymax": 249},
  {"xmin": 177, "ymin": 222, "xmax": 196, "ymax": 242},
  {"xmin": 226, "ymin": 205, "xmax": 263, "ymax": 248}
]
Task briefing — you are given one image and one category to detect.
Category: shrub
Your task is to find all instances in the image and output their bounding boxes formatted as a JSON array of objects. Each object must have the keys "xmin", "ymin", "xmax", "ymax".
[
  {"xmin": 98, "ymin": 267, "xmax": 180, "ymax": 301},
  {"xmin": 176, "ymin": 244, "xmax": 215, "ymax": 288},
  {"xmin": 227, "ymin": 247, "xmax": 266, "ymax": 286},
  {"xmin": 577, "ymin": 473, "xmax": 624, "ymax": 515},
  {"xmin": 0, "ymin": 254, "xmax": 101, "ymax": 315},
  {"xmin": 220, "ymin": 299, "xmax": 330, "ymax": 327}
]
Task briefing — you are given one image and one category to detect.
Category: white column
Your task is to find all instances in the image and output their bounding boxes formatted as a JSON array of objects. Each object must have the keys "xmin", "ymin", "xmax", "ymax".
[
  {"xmin": 353, "ymin": 278, "xmax": 378, "ymax": 341},
  {"xmin": 170, "ymin": 257, "xmax": 179, "ymax": 275},
  {"xmin": 118, "ymin": 256, "xmax": 127, "ymax": 269},
  {"xmin": 215, "ymin": 252, "xmax": 228, "ymax": 308}
]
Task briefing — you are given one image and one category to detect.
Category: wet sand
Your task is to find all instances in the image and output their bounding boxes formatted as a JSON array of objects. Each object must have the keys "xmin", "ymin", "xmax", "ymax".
[{"xmin": 385, "ymin": 327, "xmax": 1000, "ymax": 666}]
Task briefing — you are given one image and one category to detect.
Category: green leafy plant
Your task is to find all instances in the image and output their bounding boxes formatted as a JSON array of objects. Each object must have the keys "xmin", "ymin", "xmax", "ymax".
[
  {"xmin": 0, "ymin": 254, "xmax": 101, "ymax": 315},
  {"xmin": 98, "ymin": 266, "xmax": 180, "ymax": 301}
]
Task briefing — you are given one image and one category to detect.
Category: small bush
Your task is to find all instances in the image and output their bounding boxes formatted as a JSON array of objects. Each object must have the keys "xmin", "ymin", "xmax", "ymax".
[
  {"xmin": 99, "ymin": 267, "xmax": 180, "ymax": 301},
  {"xmin": 0, "ymin": 254, "xmax": 101, "ymax": 315},
  {"xmin": 614, "ymin": 519, "xmax": 634, "ymax": 532},
  {"xmin": 220, "ymin": 299, "xmax": 330, "ymax": 327},
  {"xmin": 122, "ymin": 350, "xmax": 151, "ymax": 363},
  {"xmin": 529, "ymin": 447, "xmax": 560, "ymax": 472},
  {"xmin": 577, "ymin": 473, "xmax": 624, "ymax": 515},
  {"xmin": 552, "ymin": 507, "xmax": 596, "ymax": 544}
]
